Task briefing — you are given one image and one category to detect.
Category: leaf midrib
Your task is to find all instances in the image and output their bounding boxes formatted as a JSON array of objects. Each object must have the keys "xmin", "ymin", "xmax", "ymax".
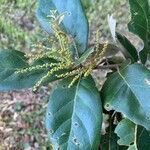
[
  {"xmin": 66, "ymin": 77, "xmax": 92, "ymax": 149},
  {"xmin": 66, "ymin": 77, "xmax": 80, "ymax": 149}
]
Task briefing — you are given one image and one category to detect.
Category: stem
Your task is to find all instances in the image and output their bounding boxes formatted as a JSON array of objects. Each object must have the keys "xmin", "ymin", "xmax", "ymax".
[{"xmin": 94, "ymin": 64, "xmax": 121, "ymax": 70}]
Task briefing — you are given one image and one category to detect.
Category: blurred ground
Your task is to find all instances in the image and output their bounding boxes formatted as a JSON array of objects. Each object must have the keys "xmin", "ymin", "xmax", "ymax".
[
  {"xmin": 0, "ymin": 0, "xmax": 131, "ymax": 149},
  {"xmin": 0, "ymin": 87, "xmax": 52, "ymax": 149}
]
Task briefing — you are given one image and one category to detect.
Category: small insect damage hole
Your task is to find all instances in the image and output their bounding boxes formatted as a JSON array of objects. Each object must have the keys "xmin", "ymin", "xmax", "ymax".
[
  {"xmin": 67, "ymin": 11, "xmax": 71, "ymax": 16},
  {"xmin": 49, "ymin": 129, "xmax": 54, "ymax": 134},
  {"xmin": 74, "ymin": 122, "xmax": 79, "ymax": 127},
  {"xmin": 105, "ymin": 103, "xmax": 110, "ymax": 108},
  {"xmin": 134, "ymin": 12, "xmax": 138, "ymax": 15},
  {"xmin": 146, "ymin": 116, "xmax": 150, "ymax": 120},
  {"xmin": 57, "ymin": 146, "xmax": 61, "ymax": 150},
  {"xmin": 145, "ymin": 79, "xmax": 150, "ymax": 86},
  {"xmin": 130, "ymin": 142, "xmax": 134, "ymax": 145},
  {"xmin": 48, "ymin": 112, "xmax": 52, "ymax": 116},
  {"xmin": 61, "ymin": 132, "xmax": 66, "ymax": 137},
  {"xmin": 72, "ymin": 137, "xmax": 80, "ymax": 146},
  {"xmin": 62, "ymin": 84, "xmax": 67, "ymax": 89}
]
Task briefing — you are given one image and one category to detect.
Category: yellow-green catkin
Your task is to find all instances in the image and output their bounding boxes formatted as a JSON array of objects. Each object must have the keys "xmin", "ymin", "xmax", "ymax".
[
  {"xmin": 49, "ymin": 10, "xmax": 73, "ymax": 66},
  {"xmin": 68, "ymin": 74, "xmax": 81, "ymax": 88},
  {"xmin": 81, "ymin": 31, "xmax": 108, "ymax": 77},
  {"xmin": 15, "ymin": 10, "xmax": 75, "ymax": 91}
]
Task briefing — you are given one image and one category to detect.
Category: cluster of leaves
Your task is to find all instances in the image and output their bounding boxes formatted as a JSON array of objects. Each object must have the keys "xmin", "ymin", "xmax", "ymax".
[{"xmin": 0, "ymin": 0, "xmax": 150, "ymax": 150}]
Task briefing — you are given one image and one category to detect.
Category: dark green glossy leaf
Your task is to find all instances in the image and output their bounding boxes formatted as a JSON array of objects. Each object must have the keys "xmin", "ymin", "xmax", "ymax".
[
  {"xmin": 101, "ymin": 63, "xmax": 150, "ymax": 130},
  {"xmin": 116, "ymin": 32, "xmax": 138, "ymax": 62},
  {"xmin": 46, "ymin": 76, "xmax": 102, "ymax": 149},
  {"xmin": 36, "ymin": 0, "xmax": 89, "ymax": 56},
  {"xmin": 0, "ymin": 49, "xmax": 58, "ymax": 91},
  {"xmin": 128, "ymin": 0, "xmax": 150, "ymax": 63}
]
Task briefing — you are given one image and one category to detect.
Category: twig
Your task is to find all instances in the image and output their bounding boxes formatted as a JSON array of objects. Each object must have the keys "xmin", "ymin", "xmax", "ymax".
[{"xmin": 94, "ymin": 64, "xmax": 121, "ymax": 70}]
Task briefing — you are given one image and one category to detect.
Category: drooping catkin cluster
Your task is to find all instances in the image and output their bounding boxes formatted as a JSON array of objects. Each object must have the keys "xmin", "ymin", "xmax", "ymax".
[
  {"xmin": 16, "ymin": 10, "xmax": 74, "ymax": 91},
  {"xmin": 16, "ymin": 10, "xmax": 109, "ymax": 91}
]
